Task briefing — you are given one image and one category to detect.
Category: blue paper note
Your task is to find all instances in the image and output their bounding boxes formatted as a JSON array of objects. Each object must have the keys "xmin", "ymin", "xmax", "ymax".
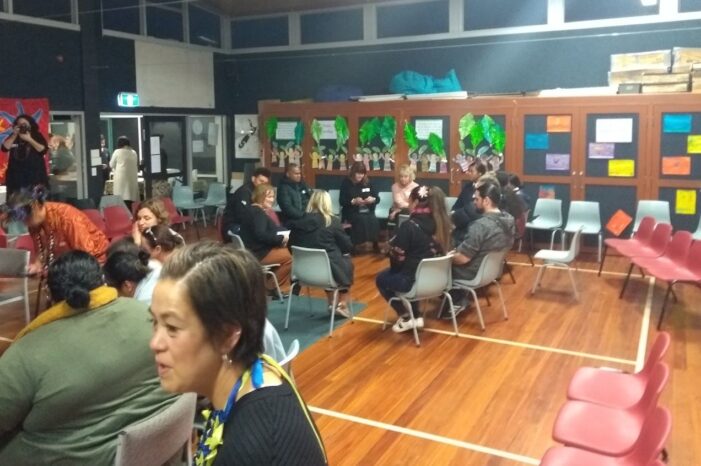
[
  {"xmin": 663, "ymin": 114, "xmax": 692, "ymax": 133},
  {"xmin": 525, "ymin": 133, "xmax": 549, "ymax": 150}
]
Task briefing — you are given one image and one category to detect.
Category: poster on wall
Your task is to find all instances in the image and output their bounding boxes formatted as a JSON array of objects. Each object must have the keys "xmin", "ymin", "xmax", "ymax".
[
  {"xmin": 234, "ymin": 114, "xmax": 260, "ymax": 159},
  {"xmin": 0, "ymin": 98, "xmax": 51, "ymax": 184}
]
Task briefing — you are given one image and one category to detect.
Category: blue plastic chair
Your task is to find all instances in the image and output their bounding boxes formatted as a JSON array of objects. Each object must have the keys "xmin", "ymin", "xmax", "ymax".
[
  {"xmin": 172, "ymin": 186, "xmax": 206, "ymax": 227},
  {"xmin": 633, "ymin": 201, "xmax": 670, "ymax": 233}
]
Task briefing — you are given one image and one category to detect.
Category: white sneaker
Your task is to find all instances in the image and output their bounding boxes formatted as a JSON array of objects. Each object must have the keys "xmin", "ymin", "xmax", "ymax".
[{"xmin": 392, "ymin": 316, "xmax": 424, "ymax": 333}]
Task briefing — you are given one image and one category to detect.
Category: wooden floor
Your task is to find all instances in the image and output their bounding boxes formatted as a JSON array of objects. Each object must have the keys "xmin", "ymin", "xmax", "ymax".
[{"xmin": 1, "ymin": 226, "xmax": 699, "ymax": 465}]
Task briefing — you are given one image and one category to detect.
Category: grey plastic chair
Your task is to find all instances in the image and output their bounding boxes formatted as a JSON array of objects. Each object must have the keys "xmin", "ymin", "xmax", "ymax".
[
  {"xmin": 397, "ymin": 214, "xmax": 410, "ymax": 228},
  {"xmin": 287, "ymin": 246, "xmax": 354, "ymax": 337},
  {"xmin": 445, "ymin": 196, "xmax": 457, "ymax": 213},
  {"xmin": 228, "ymin": 233, "xmax": 283, "ymax": 303},
  {"xmin": 375, "ymin": 191, "xmax": 393, "ymax": 221},
  {"xmin": 203, "ymin": 182, "xmax": 227, "ymax": 208},
  {"xmin": 452, "ymin": 249, "xmax": 509, "ymax": 331},
  {"xmin": 173, "ymin": 185, "xmax": 207, "ymax": 227},
  {"xmin": 526, "ymin": 198, "xmax": 563, "ymax": 249},
  {"xmin": 382, "ymin": 255, "xmax": 456, "ymax": 347},
  {"xmin": 279, "ymin": 339, "xmax": 300, "ymax": 375},
  {"xmin": 99, "ymin": 195, "xmax": 131, "ymax": 219},
  {"xmin": 634, "ymin": 201, "xmax": 670, "ymax": 233},
  {"xmin": 531, "ymin": 228, "xmax": 583, "ymax": 300},
  {"xmin": 114, "ymin": 392, "xmax": 196, "ymax": 466},
  {"xmin": 328, "ymin": 189, "xmax": 342, "ymax": 216},
  {"xmin": 564, "ymin": 201, "xmax": 603, "ymax": 262},
  {"xmin": 0, "ymin": 248, "xmax": 31, "ymax": 324}
]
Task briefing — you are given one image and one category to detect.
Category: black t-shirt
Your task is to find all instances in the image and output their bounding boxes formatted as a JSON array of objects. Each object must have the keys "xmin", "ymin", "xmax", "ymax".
[{"xmin": 212, "ymin": 383, "xmax": 327, "ymax": 466}]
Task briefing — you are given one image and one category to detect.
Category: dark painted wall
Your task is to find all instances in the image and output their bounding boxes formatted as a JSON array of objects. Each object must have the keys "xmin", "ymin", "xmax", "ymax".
[{"xmin": 224, "ymin": 20, "xmax": 701, "ymax": 113}]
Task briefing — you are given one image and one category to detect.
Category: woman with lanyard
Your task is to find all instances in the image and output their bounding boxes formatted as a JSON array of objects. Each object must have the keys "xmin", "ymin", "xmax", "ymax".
[{"xmin": 149, "ymin": 242, "xmax": 327, "ymax": 466}]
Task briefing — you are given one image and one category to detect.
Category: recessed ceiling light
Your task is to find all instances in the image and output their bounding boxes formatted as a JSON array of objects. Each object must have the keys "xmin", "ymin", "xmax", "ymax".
[{"xmin": 641, "ymin": 0, "xmax": 658, "ymax": 6}]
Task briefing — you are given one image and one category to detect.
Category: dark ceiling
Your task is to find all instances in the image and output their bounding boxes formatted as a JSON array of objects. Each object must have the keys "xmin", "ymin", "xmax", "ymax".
[{"xmin": 197, "ymin": 0, "xmax": 390, "ymax": 18}]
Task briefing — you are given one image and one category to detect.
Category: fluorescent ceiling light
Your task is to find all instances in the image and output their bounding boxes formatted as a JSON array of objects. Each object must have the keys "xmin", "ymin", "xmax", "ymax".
[{"xmin": 641, "ymin": 0, "xmax": 658, "ymax": 5}]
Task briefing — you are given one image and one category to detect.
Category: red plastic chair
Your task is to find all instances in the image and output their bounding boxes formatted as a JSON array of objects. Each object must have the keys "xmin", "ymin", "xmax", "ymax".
[
  {"xmin": 552, "ymin": 363, "xmax": 669, "ymax": 457},
  {"xmin": 618, "ymin": 223, "xmax": 673, "ymax": 298},
  {"xmin": 103, "ymin": 205, "xmax": 133, "ymax": 240},
  {"xmin": 567, "ymin": 332, "xmax": 670, "ymax": 408},
  {"xmin": 83, "ymin": 209, "xmax": 108, "ymax": 234},
  {"xmin": 542, "ymin": 406, "xmax": 671, "ymax": 466},
  {"xmin": 161, "ymin": 197, "xmax": 191, "ymax": 229},
  {"xmin": 637, "ymin": 239, "xmax": 701, "ymax": 329},
  {"xmin": 599, "ymin": 216, "xmax": 656, "ymax": 276},
  {"xmin": 0, "ymin": 225, "xmax": 6, "ymax": 249}
]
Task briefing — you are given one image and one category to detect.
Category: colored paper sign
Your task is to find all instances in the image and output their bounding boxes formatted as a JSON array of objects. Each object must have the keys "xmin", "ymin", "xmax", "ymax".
[
  {"xmin": 588, "ymin": 142, "xmax": 615, "ymax": 159},
  {"xmin": 545, "ymin": 153, "xmax": 570, "ymax": 171},
  {"xmin": 525, "ymin": 133, "xmax": 549, "ymax": 150},
  {"xmin": 606, "ymin": 209, "xmax": 633, "ymax": 237},
  {"xmin": 608, "ymin": 159, "xmax": 635, "ymax": 177},
  {"xmin": 596, "ymin": 118, "xmax": 633, "ymax": 143},
  {"xmin": 538, "ymin": 185, "xmax": 556, "ymax": 199},
  {"xmin": 415, "ymin": 119, "xmax": 443, "ymax": 140},
  {"xmin": 663, "ymin": 114, "xmax": 692, "ymax": 133},
  {"xmin": 662, "ymin": 156, "xmax": 691, "ymax": 176},
  {"xmin": 275, "ymin": 122, "xmax": 297, "ymax": 140},
  {"xmin": 676, "ymin": 189, "xmax": 697, "ymax": 215},
  {"xmin": 547, "ymin": 115, "xmax": 572, "ymax": 133},
  {"xmin": 688, "ymin": 135, "xmax": 701, "ymax": 154}
]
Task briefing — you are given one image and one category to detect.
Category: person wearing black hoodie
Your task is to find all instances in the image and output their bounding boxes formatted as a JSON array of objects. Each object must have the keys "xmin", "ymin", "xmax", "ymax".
[
  {"xmin": 277, "ymin": 163, "xmax": 312, "ymax": 224},
  {"xmin": 221, "ymin": 167, "xmax": 271, "ymax": 242},
  {"xmin": 375, "ymin": 185, "xmax": 452, "ymax": 334},
  {"xmin": 289, "ymin": 190, "xmax": 353, "ymax": 317},
  {"xmin": 451, "ymin": 160, "xmax": 486, "ymax": 245}
]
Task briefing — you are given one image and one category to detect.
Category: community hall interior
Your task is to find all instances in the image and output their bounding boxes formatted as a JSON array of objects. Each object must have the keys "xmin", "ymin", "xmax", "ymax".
[{"xmin": 1, "ymin": 0, "xmax": 701, "ymax": 464}]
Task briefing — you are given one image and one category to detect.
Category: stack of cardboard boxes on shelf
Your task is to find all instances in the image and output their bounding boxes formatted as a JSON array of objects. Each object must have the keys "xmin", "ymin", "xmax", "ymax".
[{"xmin": 608, "ymin": 47, "xmax": 701, "ymax": 94}]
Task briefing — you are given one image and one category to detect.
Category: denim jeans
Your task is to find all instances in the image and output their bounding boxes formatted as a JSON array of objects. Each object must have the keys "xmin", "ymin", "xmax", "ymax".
[{"xmin": 375, "ymin": 268, "xmax": 417, "ymax": 318}]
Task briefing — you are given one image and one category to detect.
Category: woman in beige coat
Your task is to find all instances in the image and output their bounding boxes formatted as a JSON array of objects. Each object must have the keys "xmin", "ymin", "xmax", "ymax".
[{"xmin": 109, "ymin": 136, "xmax": 139, "ymax": 209}]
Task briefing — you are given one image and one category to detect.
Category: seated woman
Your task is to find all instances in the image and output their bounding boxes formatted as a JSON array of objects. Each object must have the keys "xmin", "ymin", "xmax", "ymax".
[
  {"xmin": 141, "ymin": 224, "xmax": 185, "ymax": 264},
  {"xmin": 339, "ymin": 161, "xmax": 381, "ymax": 253},
  {"xmin": 375, "ymin": 185, "xmax": 452, "ymax": 333},
  {"xmin": 390, "ymin": 164, "xmax": 419, "ymax": 221},
  {"xmin": 150, "ymin": 242, "xmax": 327, "ymax": 465},
  {"xmin": 238, "ymin": 183, "xmax": 292, "ymax": 293},
  {"xmin": 289, "ymin": 190, "xmax": 353, "ymax": 318},
  {"xmin": 132, "ymin": 198, "xmax": 170, "ymax": 246},
  {"xmin": 5, "ymin": 185, "xmax": 109, "ymax": 275},
  {"xmin": 104, "ymin": 239, "xmax": 160, "ymax": 304},
  {"xmin": 0, "ymin": 251, "xmax": 174, "ymax": 465}
]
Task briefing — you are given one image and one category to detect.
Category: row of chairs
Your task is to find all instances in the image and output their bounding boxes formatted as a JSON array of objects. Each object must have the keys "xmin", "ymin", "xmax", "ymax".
[
  {"xmin": 541, "ymin": 332, "xmax": 672, "ymax": 465},
  {"xmin": 610, "ymin": 216, "xmax": 701, "ymax": 329}
]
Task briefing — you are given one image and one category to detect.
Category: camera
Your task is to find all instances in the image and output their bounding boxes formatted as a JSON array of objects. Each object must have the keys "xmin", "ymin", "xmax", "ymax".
[{"xmin": 17, "ymin": 124, "xmax": 29, "ymax": 134}]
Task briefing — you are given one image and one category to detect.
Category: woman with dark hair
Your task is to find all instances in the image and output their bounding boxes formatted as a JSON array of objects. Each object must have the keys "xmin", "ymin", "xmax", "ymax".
[
  {"xmin": 141, "ymin": 224, "xmax": 185, "ymax": 264},
  {"xmin": 239, "ymin": 183, "xmax": 292, "ymax": 293},
  {"xmin": 339, "ymin": 161, "xmax": 381, "ymax": 253},
  {"xmin": 1, "ymin": 114, "xmax": 48, "ymax": 198},
  {"xmin": 0, "ymin": 251, "xmax": 174, "ymax": 464},
  {"xmin": 5, "ymin": 185, "xmax": 109, "ymax": 276},
  {"xmin": 149, "ymin": 242, "xmax": 327, "ymax": 465},
  {"xmin": 104, "ymin": 238, "xmax": 161, "ymax": 304},
  {"xmin": 376, "ymin": 185, "xmax": 452, "ymax": 333},
  {"xmin": 109, "ymin": 136, "xmax": 139, "ymax": 209}
]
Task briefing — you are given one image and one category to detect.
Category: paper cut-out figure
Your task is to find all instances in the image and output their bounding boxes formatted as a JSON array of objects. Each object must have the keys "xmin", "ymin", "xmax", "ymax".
[
  {"xmin": 371, "ymin": 153, "xmax": 380, "ymax": 171},
  {"xmin": 382, "ymin": 152, "xmax": 392, "ymax": 171},
  {"xmin": 271, "ymin": 150, "xmax": 278, "ymax": 165},
  {"xmin": 311, "ymin": 151, "xmax": 320, "ymax": 169},
  {"xmin": 292, "ymin": 148, "xmax": 302, "ymax": 166},
  {"xmin": 409, "ymin": 152, "xmax": 418, "ymax": 170},
  {"xmin": 420, "ymin": 154, "xmax": 429, "ymax": 173},
  {"xmin": 363, "ymin": 153, "xmax": 370, "ymax": 172},
  {"xmin": 439, "ymin": 160, "xmax": 448, "ymax": 173},
  {"xmin": 338, "ymin": 153, "xmax": 347, "ymax": 171},
  {"xmin": 278, "ymin": 149, "xmax": 286, "ymax": 168},
  {"xmin": 428, "ymin": 153, "xmax": 438, "ymax": 173}
]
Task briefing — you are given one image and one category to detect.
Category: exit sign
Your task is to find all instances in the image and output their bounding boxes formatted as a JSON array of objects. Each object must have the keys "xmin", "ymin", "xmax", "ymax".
[{"xmin": 117, "ymin": 92, "xmax": 140, "ymax": 107}]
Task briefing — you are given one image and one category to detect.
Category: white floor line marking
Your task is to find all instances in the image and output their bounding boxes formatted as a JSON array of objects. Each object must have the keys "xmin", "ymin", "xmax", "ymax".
[
  {"xmin": 353, "ymin": 316, "xmax": 637, "ymax": 366},
  {"xmin": 636, "ymin": 277, "xmax": 655, "ymax": 372},
  {"xmin": 0, "ymin": 337, "xmax": 13, "ymax": 343},
  {"xmin": 309, "ymin": 405, "xmax": 540, "ymax": 465},
  {"xmin": 507, "ymin": 261, "xmax": 644, "ymax": 278}
]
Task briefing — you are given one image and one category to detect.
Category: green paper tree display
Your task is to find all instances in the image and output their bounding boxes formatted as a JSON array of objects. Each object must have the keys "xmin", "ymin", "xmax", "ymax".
[
  {"xmin": 358, "ymin": 116, "xmax": 395, "ymax": 171},
  {"xmin": 456, "ymin": 113, "xmax": 506, "ymax": 172}
]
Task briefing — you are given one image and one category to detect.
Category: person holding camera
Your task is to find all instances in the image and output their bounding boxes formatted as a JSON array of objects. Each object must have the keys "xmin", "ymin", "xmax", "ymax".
[{"xmin": 1, "ymin": 114, "xmax": 48, "ymax": 198}]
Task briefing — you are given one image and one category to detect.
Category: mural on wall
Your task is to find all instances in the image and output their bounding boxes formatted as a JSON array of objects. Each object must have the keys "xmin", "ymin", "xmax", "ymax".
[
  {"xmin": 355, "ymin": 116, "xmax": 396, "ymax": 172},
  {"xmin": 403, "ymin": 120, "xmax": 447, "ymax": 173},
  {"xmin": 265, "ymin": 117, "xmax": 304, "ymax": 168},
  {"xmin": 0, "ymin": 98, "xmax": 51, "ymax": 184},
  {"xmin": 310, "ymin": 116, "xmax": 349, "ymax": 170},
  {"xmin": 454, "ymin": 113, "xmax": 506, "ymax": 172}
]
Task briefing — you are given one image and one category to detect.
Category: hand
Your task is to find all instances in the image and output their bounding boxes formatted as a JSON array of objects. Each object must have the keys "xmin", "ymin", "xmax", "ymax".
[
  {"xmin": 366, "ymin": 196, "xmax": 376, "ymax": 204},
  {"xmin": 12, "ymin": 126, "xmax": 20, "ymax": 136},
  {"xmin": 27, "ymin": 261, "xmax": 43, "ymax": 277},
  {"xmin": 18, "ymin": 131, "xmax": 32, "ymax": 142},
  {"xmin": 132, "ymin": 222, "xmax": 142, "ymax": 245}
]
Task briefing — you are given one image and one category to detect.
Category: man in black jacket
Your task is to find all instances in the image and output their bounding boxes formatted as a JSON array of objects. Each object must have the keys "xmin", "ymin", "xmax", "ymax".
[
  {"xmin": 277, "ymin": 163, "xmax": 312, "ymax": 224},
  {"xmin": 221, "ymin": 167, "xmax": 271, "ymax": 242},
  {"xmin": 451, "ymin": 160, "xmax": 486, "ymax": 244}
]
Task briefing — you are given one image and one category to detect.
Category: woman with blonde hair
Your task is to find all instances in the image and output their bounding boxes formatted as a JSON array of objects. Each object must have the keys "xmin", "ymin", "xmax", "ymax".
[
  {"xmin": 289, "ymin": 190, "xmax": 353, "ymax": 317},
  {"xmin": 390, "ymin": 164, "xmax": 419, "ymax": 220}
]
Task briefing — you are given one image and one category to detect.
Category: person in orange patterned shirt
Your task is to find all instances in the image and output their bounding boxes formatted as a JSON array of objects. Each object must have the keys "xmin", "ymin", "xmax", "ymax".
[{"xmin": 6, "ymin": 186, "xmax": 109, "ymax": 276}]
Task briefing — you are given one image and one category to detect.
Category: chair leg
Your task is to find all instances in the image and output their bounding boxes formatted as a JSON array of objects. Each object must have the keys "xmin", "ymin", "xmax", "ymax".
[
  {"xmin": 444, "ymin": 292, "xmax": 458, "ymax": 336},
  {"xmin": 518, "ymin": 238, "xmax": 523, "ymax": 253},
  {"xmin": 657, "ymin": 282, "xmax": 675, "ymax": 330},
  {"xmin": 597, "ymin": 233, "xmax": 602, "ymax": 263},
  {"xmin": 505, "ymin": 261, "xmax": 516, "ymax": 284},
  {"xmin": 285, "ymin": 282, "xmax": 298, "ymax": 330},
  {"xmin": 401, "ymin": 297, "xmax": 420, "ymax": 346},
  {"xmin": 493, "ymin": 281, "xmax": 508, "ymax": 320},
  {"xmin": 671, "ymin": 288, "xmax": 678, "ymax": 304},
  {"xmin": 619, "ymin": 263, "xmax": 634, "ymax": 299},
  {"xmin": 306, "ymin": 286, "xmax": 313, "ymax": 313},
  {"xmin": 531, "ymin": 264, "xmax": 546, "ymax": 294},
  {"xmin": 383, "ymin": 298, "xmax": 392, "ymax": 331},
  {"xmin": 328, "ymin": 289, "xmax": 339, "ymax": 337},
  {"xmin": 468, "ymin": 289, "xmax": 485, "ymax": 330},
  {"xmin": 597, "ymin": 245, "xmax": 608, "ymax": 276},
  {"xmin": 347, "ymin": 292, "xmax": 354, "ymax": 323},
  {"xmin": 567, "ymin": 266, "xmax": 579, "ymax": 300},
  {"xmin": 34, "ymin": 275, "xmax": 45, "ymax": 317}
]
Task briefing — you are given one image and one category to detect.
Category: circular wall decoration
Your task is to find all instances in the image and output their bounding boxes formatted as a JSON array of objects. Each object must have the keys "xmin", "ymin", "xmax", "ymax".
[{"xmin": 192, "ymin": 119, "xmax": 204, "ymax": 135}]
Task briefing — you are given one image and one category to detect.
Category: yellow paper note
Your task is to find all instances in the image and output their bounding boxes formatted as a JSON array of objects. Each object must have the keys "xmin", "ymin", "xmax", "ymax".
[
  {"xmin": 608, "ymin": 159, "xmax": 635, "ymax": 177},
  {"xmin": 676, "ymin": 189, "xmax": 697, "ymax": 215},
  {"xmin": 688, "ymin": 135, "xmax": 701, "ymax": 154}
]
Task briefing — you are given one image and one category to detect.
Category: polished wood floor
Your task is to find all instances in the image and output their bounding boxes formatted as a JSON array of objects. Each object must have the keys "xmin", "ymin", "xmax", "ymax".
[{"xmin": 1, "ymin": 226, "xmax": 699, "ymax": 465}]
